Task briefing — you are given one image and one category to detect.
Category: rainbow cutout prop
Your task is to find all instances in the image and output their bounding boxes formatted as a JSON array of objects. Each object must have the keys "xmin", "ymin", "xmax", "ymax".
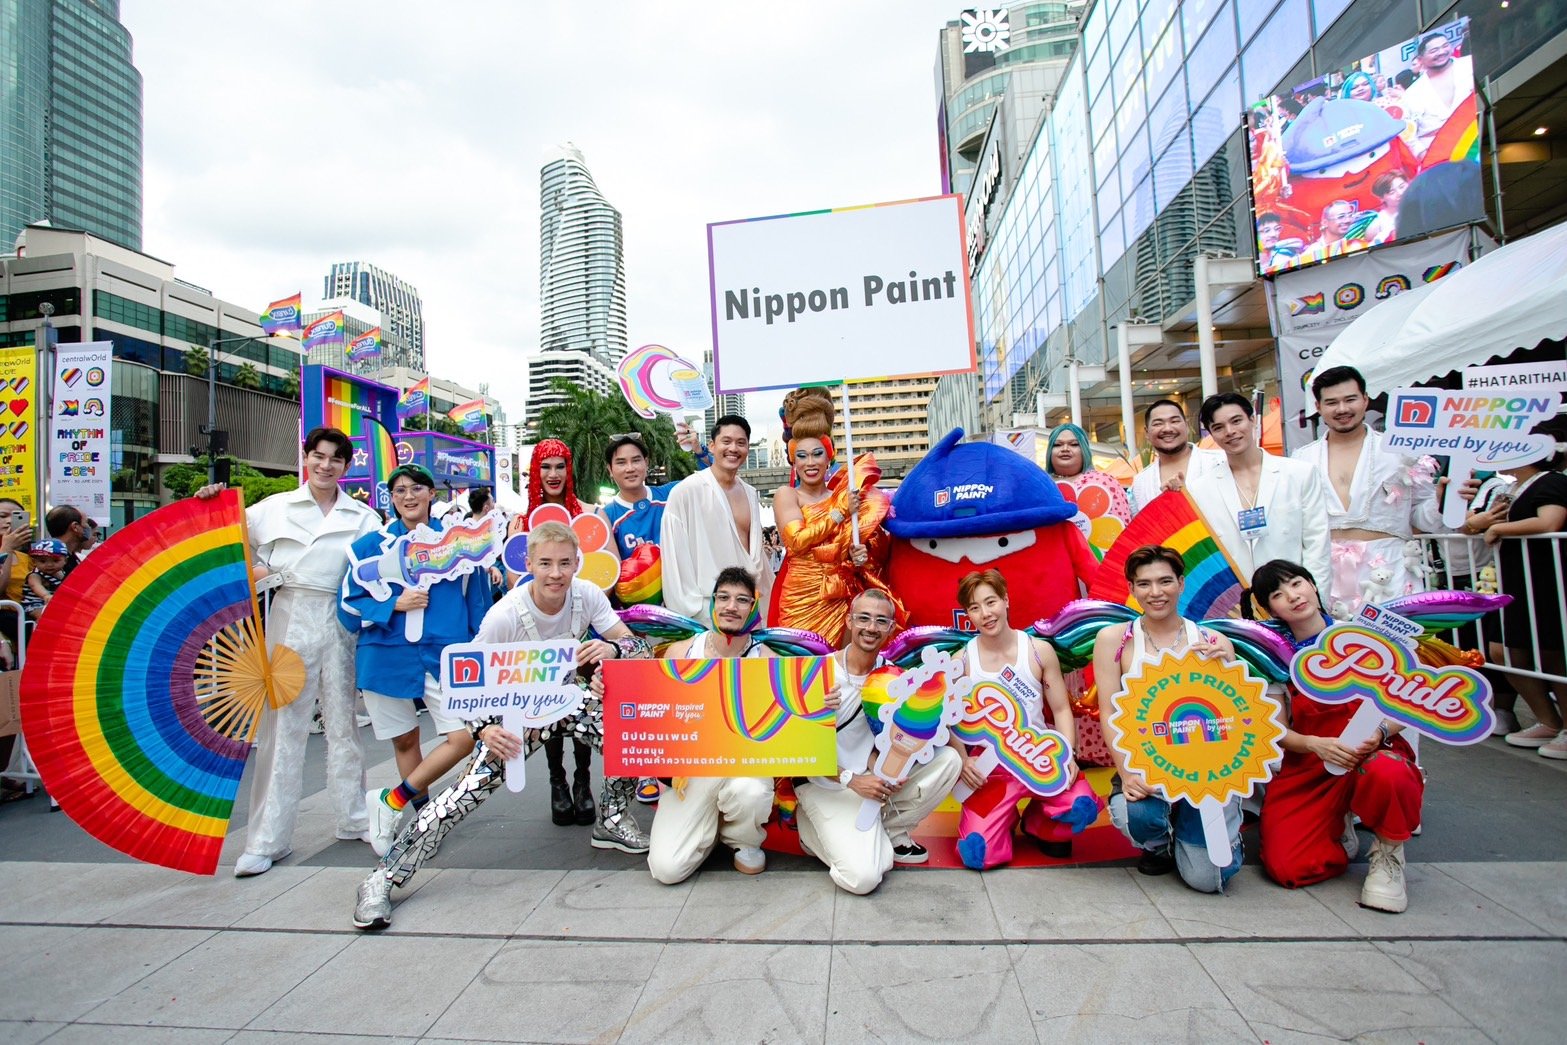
[
  {"xmin": 1090, "ymin": 491, "xmax": 1246, "ymax": 620},
  {"xmin": 348, "ymin": 510, "xmax": 503, "ymax": 641},
  {"xmin": 501, "ymin": 505, "xmax": 620, "ymax": 591},
  {"xmin": 19, "ymin": 491, "xmax": 304, "ymax": 875},
  {"xmin": 617, "ymin": 344, "xmax": 713, "ymax": 419},
  {"xmin": 1291, "ymin": 623, "xmax": 1494, "ymax": 745},
  {"xmin": 856, "ymin": 648, "xmax": 965, "ymax": 830},
  {"xmin": 952, "ymin": 680, "xmax": 1074, "ymax": 797},
  {"xmin": 1106, "ymin": 648, "xmax": 1284, "ymax": 865}
]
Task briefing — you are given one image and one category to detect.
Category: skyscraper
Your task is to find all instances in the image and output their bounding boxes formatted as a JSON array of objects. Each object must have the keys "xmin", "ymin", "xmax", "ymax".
[
  {"xmin": 526, "ymin": 144, "xmax": 629, "ymax": 430},
  {"xmin": 1, "ymin": 0, "xmax": 144, "ymax": 250},
  {"xmin": 538, "ymin": 143, "xmax": 627, "ymax": 366},
  {"xmin": 323, "ymin": 261, "xmax": 425, "ymax": 370}
]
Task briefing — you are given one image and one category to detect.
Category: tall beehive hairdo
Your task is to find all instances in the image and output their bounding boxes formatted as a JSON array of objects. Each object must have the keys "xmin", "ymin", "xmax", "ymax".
[{"xmin": 782, "ymin": 387, "xmax": 835, "ymax": 442}]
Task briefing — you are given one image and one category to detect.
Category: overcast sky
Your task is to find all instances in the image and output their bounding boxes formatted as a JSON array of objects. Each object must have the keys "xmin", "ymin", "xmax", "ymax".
[{"xmin": 121, "ymin": 1, "xmax": 972, "ymax": 444}]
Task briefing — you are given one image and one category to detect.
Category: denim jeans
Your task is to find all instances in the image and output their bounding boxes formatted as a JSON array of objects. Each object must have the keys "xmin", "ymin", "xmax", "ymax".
[{"xmin": 1109, "ymin": 791, "xmax": 1243, "ymax": 894}]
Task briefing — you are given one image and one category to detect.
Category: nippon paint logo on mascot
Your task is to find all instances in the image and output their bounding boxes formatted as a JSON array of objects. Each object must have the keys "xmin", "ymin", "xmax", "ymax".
[{"xmin": 933, "ymin": 482, "xmax": 994, "ymax": 507}]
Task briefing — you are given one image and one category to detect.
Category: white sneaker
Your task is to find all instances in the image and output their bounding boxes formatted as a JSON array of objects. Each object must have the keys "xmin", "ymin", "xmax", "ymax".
[
  {"xmin": 336, "ymin": 828, "xmax": 373, "ymax": 844},
  {"xmin": 1539, "ymin": 731, "xmax": 1567, "ymax": 760},
  {"xmin": 367, "ymin": 788, "xmax": 402, "ymax": 857},
  {"xmin": 1339, "ymin": 813, "xmax": 1360, "ymax": 860},
  {"xmin": 733, "ymin": 846, "xmax": 766, "ymax": 875},
  {"xmin": 1359, "ymin": 839, "xmax": 1407, "ymax": 913},
  {"xmin": 1506, "ymin": 723, "xmax": 1560, "ymax": 748},
  {"xmin": 234, "ymin": 849, "xmax": 288, "ymax": 878},
  {"xmin": 1490, "ymin": 708, "xmax": 1521, "ymax": 736}
]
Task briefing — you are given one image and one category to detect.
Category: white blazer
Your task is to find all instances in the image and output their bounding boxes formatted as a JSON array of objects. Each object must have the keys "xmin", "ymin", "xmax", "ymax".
[{"xmin": 1186, "ymin": 451, "xmax": 1332, "ymax": 591}]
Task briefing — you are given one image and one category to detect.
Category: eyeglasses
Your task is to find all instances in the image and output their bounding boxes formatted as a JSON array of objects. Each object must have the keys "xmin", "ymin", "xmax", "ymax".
[
  {"xmin": 390, "ymin": 484, "xmax": 430, "ymax": 496},
  {"xmin": 712, "ymin": 593, "xmax": 756, "ymax": 608},
  {"xmin": 848, "ymin": 613, "xmax": 895, "ymax": 630}
]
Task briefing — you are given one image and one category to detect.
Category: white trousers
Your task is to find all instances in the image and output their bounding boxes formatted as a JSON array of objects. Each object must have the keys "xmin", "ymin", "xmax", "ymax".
[
  {"xmin": 795, "ymin": 747, "xmax": 961, "ymax": 895},
  {"xmin": 647, "ymin": 776, "xmax": 773, "ymax": 885},
  {"xmin": 244, "ymin": 589, "xmax": 367, "ymax": 859}
]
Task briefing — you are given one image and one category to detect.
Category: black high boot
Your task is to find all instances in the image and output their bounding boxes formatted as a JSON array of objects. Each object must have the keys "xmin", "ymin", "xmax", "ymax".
[
  {"xmin": 545, "ymin": 733, "xmax": 573, "ymax": 826},
  {"xmin": 572, "ymin": 741, "xmax": 596, "ymax": 825}
]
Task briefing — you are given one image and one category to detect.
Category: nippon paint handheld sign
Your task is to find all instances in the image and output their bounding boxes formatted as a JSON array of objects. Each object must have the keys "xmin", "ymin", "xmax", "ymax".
[
  {"xmin": 435, "ymin": 640, "xmax": 587, "ymax": 792},
  {"xmin": 1383, "ymin": 381, "xmax": 1559, "ymax": 528}
]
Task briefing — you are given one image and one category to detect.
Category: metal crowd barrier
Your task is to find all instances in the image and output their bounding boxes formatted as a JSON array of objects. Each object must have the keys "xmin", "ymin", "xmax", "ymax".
[
  {"xmin": 1, "ymin": 597, "xmax": 43, "ymax": 795},
  {"xmin": 1424, "ymin": 531, "xmax": 1567, "ymax": 686}
]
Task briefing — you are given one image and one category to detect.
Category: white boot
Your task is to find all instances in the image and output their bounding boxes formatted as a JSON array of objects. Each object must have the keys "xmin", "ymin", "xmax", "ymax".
[{"xmin": 1359, "ymin": 838, "xmax": 1407, "ymax": 913}]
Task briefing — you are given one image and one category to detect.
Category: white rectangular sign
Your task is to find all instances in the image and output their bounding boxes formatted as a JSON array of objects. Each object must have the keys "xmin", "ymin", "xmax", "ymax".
[
  {"xmin": 707, "ymin": 195, "xmax": 977, "ymax": 393},
  {"xmin": 50, "ymin": 341, "xmax": 112, "ymax": 519},
  {"xmin": 1462, "ymin": 360, "xmax": 1567, "ymax": 392}
]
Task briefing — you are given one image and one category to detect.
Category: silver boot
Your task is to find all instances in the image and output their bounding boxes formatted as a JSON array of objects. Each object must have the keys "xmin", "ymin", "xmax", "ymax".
[
  {"xmin": 352, "ymin": 871, "xmax": 392, "ymax": 931},
  {"xmin": 591, "ymin": 776, "xmax": 650, "ymax": 853}
]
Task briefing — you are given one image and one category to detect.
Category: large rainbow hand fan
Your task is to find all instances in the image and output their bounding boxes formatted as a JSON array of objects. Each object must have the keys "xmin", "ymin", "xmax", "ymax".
[
  {"xmin": 20, "ymin": 490, "xmax": 304, "ymax": 875},
  {"xmin": 1090, "ymin": 490, "xmax": 1247, "ymax": 620}
]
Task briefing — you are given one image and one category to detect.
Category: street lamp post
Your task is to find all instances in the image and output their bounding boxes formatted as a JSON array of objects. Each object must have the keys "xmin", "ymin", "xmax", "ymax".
[{"xmin": 203, "ymin": 334, "xmax": 273, "ymax": 485}]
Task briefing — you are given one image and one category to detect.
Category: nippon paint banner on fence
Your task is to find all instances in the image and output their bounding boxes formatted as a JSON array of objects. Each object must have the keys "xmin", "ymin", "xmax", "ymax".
[
  {"xmin": 50, "ymin": 342, "xmax": 112, "ymax": 518},
  {"xmin": 707, "ymin": 195, "xmax": 976, "ymax": 392}
]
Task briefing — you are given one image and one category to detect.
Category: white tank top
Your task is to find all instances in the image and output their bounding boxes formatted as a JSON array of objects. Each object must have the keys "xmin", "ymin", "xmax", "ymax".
[{"xmin": 966, "ymin": 631, "xmax": 1044, "ymax": 724}]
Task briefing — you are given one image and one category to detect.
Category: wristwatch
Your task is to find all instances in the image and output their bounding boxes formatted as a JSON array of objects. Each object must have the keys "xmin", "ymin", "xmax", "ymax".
[{"xmin": 839, "ymin": 769, "xmax": 855, "ymax": 786}]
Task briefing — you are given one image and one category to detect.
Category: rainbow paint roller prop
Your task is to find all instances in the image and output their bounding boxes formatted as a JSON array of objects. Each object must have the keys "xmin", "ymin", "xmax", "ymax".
[
  {"xmin": 617, "ymin": 344, "xmax": 713, "ymax": 421},
  {"xmin": 348, "ymin": 509, "xmax": 504, "ymax": 641},
  {"xmin": 1105, "ymin": 649, "xmax": 1285, "ymax": 866},
  {"xmin": 855, "ymin": 647, "xmax": 965, "ymax": 831}
]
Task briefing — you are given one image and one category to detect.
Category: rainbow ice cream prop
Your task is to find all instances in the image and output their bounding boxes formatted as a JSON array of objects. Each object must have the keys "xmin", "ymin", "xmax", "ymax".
[
  {"xmin": 878, "ymin": 671, "xmax": 948, "ymax": 780},
  {"xmin": 952, "ymin": 681, "xmax": 1074, "ymax": 797},
  {"xmin": 1291, "ymin": 623, "xmax": 1494, "ymax": 746},
  {"xmin": 615, "ymin": 542, "xmax": 663, "ymax": 605},
  {"xmin": 855, "ymin": 648, "xmax": 965, "ymax": 830},
  {"xmin": 616, "ymin": 344, "xmax": 713, "ymax": 419}
]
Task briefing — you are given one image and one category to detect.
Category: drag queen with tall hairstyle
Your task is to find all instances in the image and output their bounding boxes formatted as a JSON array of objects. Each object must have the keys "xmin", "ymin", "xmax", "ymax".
[{"xmin": 768, "ymin": 387, "xmax": 902, "ymax": 647}]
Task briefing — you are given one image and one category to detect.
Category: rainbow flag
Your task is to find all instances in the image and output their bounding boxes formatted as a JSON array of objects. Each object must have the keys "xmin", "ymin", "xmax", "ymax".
[
  {"xmin": 448, "ymin": 398, "xmax": 488, "ymax": 435},
  {"xmin": 302, "ymin": 311, "xmax": 345, "ymax": 350},
  {"xmin": 260, "ymin": 293, "xmax": 302, "ymax": 336},
  {"xmin": 347, "ymin": 326, "xmax": 383, "ymax": 364},
  {"xmin": 362, "ymin": 416, "xmax": 397, "ymax": 512},
  {"xmin": 396, "ymin": 377, "xmax": 429, "ymax": 421},
  {"xmin": 1088, "ymin": 490, "xmax": 1247, "ymax": 620}
]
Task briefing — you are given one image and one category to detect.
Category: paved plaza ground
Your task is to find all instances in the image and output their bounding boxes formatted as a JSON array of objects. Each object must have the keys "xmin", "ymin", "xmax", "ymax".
[{"xmin": 2, "ymin": 721, "xmax": 1565, "ymax": 1043}]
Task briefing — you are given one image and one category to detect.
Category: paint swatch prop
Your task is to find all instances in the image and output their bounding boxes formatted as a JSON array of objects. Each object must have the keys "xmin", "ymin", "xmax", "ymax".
[
  {"xmin": 602, "ymin": 656, "xmax": 836, "ymax": 777},
  {"xmin": 855, "ymin": 648, "xmax": 965, "ymax": 830},
  {"xmin": 19, "ymin": 491, "xmax": 305, "ymax": 875},
  {"xmin": 1291, "ymin": 622, "xmax": 1494, "ymax": 763},
  {"xmin": 500, "ymin": 504, "xmax": 620, "ymax": 591},
  {"xmin": 1105, "ymin": 649, "xmax": 1284, "ymax": 866},
  {"xmin": 1091, "ymin": 492, "xmax": 1247, "ymax": 620},
  {"xmin": 617, "ymin": 344, "xmax": 713, "ymax": 420},
  {"xmin": 435, "ymin": 641, "xmax": 587, "ymax": 792},
  {"xmin": 348, "ymin": 509, "xmax": 504, "ymax": 641},
  {"xmin": 1384, "ymin": 379, "xmax": 1560, "ymax": 529}
]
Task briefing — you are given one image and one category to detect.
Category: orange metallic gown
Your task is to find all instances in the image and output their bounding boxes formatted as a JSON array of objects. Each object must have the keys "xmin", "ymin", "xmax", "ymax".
[{"xmin": 767, "ymin": 453, "xmax": 905, "ymax": 647}]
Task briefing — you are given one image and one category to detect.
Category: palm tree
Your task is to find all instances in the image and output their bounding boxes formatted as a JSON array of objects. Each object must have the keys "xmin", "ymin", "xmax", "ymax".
[
  {"xmin": 233, "ymin": 362, "xmax": 262, "ymax": 390},
  {"xmin": 535, "ymin": 380, "xmax": 696, "ymax": 495},
  {"xmin": 184, "ymin": 346, "xmax": 210, "ymax": 377}
]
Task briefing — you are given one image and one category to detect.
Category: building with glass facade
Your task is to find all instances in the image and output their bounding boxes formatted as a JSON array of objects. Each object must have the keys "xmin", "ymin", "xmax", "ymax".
[
  {"xmin": 538, "ymin": 143, "xmax": 628, "ymax": 366},
  {"xmin": 0, "ymin": 0, "xmax": 143, "ymax": 251},
  {"xmin": 323, "ymin": 261, "xmax": 425, "ymax": 371},
  {"xmin": 938, "ymin": 0, "xmax": 1567, "ymax": 448},
  {"xmin": 1, "ymin": 225, "xmax": 304, "ymax": 525}
]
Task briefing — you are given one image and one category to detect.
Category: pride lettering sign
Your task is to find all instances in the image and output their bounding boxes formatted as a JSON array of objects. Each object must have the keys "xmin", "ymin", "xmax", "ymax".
[
  {"xmin": 1106, "ymin": 649, "xmax": 1284, "ymax": 865},
  {"xmin": 433, "ymin": 641, "xmax": 586, "ymax": 792},
  {"xmin": 1290, "ymin": 624, "xmax": 1494, "ymax": 744},
  {"xmin": 952, "ymin": 681, "xmax": 1073, "ymax": 797}
]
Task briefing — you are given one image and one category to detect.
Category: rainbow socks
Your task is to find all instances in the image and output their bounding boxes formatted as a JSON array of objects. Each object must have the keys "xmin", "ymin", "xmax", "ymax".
[{"xmin": 385, "ymin": 781, "xmax": 419, "ymax": 811}]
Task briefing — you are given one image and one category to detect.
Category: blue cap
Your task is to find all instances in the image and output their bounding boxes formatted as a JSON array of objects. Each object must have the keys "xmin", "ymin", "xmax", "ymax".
[
  {"xmin": 29, "ymin": 538, "xmax": 67, "ymax": 557},
  {"xmin": 886, "ymin": 428, "xmax": 1077, "ymax": 539},
  {"xmin": 1282, "ymin": 97, "xmax": 1404, "ymax": 174}
]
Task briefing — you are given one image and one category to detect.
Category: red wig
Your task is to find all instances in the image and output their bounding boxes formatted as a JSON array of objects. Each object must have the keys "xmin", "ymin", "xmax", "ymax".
[{"xmin": 527, "ymin": 438, "xmax": 583, "ymax": 518}]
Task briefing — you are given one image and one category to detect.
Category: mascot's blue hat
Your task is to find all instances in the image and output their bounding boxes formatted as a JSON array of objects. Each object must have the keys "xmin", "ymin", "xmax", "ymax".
[
  {"xmin": 886, "ymin": 428, "xmax": 1077, "ymax": 538},
  {"xmin": 1282, "ymin": 97, "xmax": 1403, "ymax": 173}
]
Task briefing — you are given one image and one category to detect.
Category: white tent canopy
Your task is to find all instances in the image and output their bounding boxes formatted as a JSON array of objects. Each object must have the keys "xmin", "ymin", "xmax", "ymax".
[{"xmin": 1315, "ymin": 221, "xmax": 1567, "ymax": 390}]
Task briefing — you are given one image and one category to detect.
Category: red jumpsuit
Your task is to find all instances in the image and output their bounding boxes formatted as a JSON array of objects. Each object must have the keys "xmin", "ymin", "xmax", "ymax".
[{"xmin": 1260, "ymin": 689, "xmax": 1424, "ymax": 888}]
